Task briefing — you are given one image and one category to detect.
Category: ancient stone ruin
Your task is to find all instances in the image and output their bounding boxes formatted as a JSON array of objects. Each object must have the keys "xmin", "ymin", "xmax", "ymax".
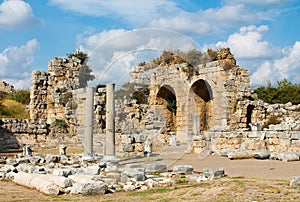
[
  {"xmin": 0, "ymin": 48, "xmax": 299, "ymax": 156},
  {"xmin": 1, "ymin": 48, "xmax": 300, "ymax": 196}
]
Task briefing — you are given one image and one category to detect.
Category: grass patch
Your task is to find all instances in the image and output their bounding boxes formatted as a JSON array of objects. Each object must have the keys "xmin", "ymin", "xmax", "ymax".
[
  {"xmin": 34, "ymin": 147, "xmax": 83, "ymax": 155},
  {"xmin": 128, "ymin": 187, "xmax": 172, "ymax": 197},
  {"xmin": 0, "ymin": 99, "xmax": 29, "ymax": 118}
]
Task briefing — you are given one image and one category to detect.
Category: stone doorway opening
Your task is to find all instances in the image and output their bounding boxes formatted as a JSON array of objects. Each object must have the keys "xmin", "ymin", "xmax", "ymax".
[
  {"xmin": 155, "ymin": 85, "xmax": 177, "ymax": 135},
  {"xmin": 246, "ymin": 105, "xmax": 255, "ymax": 128},
  {"xmin": 189, "ymin": 79, "xmax": 213, "ymax": 134}
]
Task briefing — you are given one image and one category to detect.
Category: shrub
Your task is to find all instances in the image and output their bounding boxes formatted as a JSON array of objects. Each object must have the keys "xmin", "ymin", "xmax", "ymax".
[
  {"xmin": 167, "ymin": 99, "xmax": 177, "ymax": 115},
  {"xmin": 52, "ymin": 119, "xmax": 68, "ymax": 129},
  {"xmin": 262, "ymin": 115, "xmax": 282, "ymax": 129},
  {"xmin": 10, "ymin": 90, "xmax": 30, "ymax": 104}
]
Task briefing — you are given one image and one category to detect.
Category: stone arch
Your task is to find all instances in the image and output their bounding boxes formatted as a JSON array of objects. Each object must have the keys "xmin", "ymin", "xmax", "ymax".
[
  {"xmin": 188, "ymin": 79, "xmax": 213, "ymax": 134},
  {"xmin": 155, "ymin": 85, "xmax": 177, "ymax": 134}
]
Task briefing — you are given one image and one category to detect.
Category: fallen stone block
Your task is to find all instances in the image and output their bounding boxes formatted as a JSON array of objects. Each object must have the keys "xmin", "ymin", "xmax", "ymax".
[
  {"xmin": 227, "ymin": 151, "xmax": 253, "ymax": 160},
  {"xmin": 16, "ymin": 164, "xmax": 36, "ymax": 173},
  {"xmin": 290, "ymin": 176, "xmax": 300, "ymax": 186},
  {"xmin": 146, "ymin": 164, "xmax": 167, "ymax": 174},
  {"xmin": 68, "ymin": 174, "xmax": 101, "ymax": 183},
  {"xmin": 277, "ymin": 152, "xmax": 300, "ymax": 162},
  {"xmin": 52, "ymin": 168, "xmax": 72, "ymax": 177},
  {"xmin": 172, "ymin": 165, "xmax": 193, "ymax": 174},
  {"xmin": 123, "ymin": 184, "xmax": 136, "ymax": 191},
  {"xmin": 253, "ymin": 151, "xmax": 271, "ymax": 159},
  {"xmin": 122, "ymin": 167, "xmax": 146, "ymax": 182},
  {"xmin": 44, "ymin": 174, "xmax": 73, "ymax": 189},
  {"xmin": 45, "ymin": 154, "xmax": 59, "ymax": 163},
  {"xmin": 14, "ymin": 172, "xmax": 60, "ymax": 195},
  {"xmin": 203, "ymin": 168, "xmax": 225, "ymax": 179},
  {"xmin": 70, "ymin": 182, "xmax": 108, "ymax": 195},
  {"xmin": 269, "ymin": 152, "xmax": 278, "ymax": 160}
]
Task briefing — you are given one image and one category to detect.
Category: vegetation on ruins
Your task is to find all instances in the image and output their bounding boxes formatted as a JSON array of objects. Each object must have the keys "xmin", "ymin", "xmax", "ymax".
[
  {"xmin": 0, "ymin": 90, "xmax": 30, "ymax": 118},
  {"xmin": 149, "ymin": 49, "xmax": 212, "ymax": 67},
  {"xmin": 262, "ymin": 115, "xmax": 282, "ymax": 129},
  {"xmin": 52, "ymin": 118, "xmax": 68, "ymax": 131},
  {"xmin": 167, "ymin": 99, "xmax": 177, "ymax": 115},
  {"xmin": 11, "ymin": 90, "xmax": 30, "ymax": 105},
  {"xmin": 255, "ymin": 79, "xmax": 300, "ymax": 105},
  {"xmin": 131, "ymin": 87, "xmax": 150, "ymax": 104},
  {"xmin": 67, "ymin": 50, "xmax": 95, "ymax": 88}
]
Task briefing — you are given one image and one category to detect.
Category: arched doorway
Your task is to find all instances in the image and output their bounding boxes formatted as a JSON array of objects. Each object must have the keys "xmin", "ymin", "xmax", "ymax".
[
  {"xmin": 188, "ymin": 79, "xmax": 213, "ymax": 134},
  {"xmin": 246, "ymin": 105, "xmax": 255, "ymax": 128},
  {"xmin": 155, "ymin": 85, "xmax": 177, "ymax": 134}
]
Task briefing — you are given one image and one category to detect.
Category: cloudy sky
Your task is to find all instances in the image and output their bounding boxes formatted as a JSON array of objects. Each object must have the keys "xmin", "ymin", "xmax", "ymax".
[{"xmin": 0, "ymin": 0, "xmax": 299, "ymax": 89}]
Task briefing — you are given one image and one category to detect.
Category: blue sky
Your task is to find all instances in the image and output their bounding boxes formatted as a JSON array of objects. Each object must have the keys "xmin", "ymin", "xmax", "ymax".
[{"xmin": 0, "ymin": 0, "xmax": 299, "ymax": 89}]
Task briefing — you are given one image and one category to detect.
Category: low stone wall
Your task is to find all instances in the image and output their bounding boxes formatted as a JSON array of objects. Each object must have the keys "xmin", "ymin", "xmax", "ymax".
[
  {"xmin": 192, "ymin": 130, "xmax": 300, "ymax": 154},
  {"xmin": 0, "ymin": 118, "xmax": 81, "ymax": 151}
]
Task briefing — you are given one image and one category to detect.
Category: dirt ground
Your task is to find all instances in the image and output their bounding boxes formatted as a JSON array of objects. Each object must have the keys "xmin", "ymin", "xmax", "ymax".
[{"xmin": 1, "ymin": 154, "xmax": 300, "ymax": 201}]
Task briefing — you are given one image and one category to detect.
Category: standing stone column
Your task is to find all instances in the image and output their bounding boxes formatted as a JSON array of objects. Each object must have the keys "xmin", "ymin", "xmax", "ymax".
[
  {"xmin": 83, "ymin": 87, "xmax": 94, "ymax": 159},
  {"xmin": 105, "ymin": 83, "xmax": 116, "ymax": 157}
]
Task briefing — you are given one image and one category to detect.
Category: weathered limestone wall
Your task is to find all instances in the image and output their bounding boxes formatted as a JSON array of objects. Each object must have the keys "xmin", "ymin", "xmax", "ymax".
[
  {"xmin": 0, "ymin": 79, "xmax": 14, "ymax": 93},
  {"xmin": 192, "ymin": 130, "xmax": 300, "ymax": 153},
  {"xmin": 0, "ymin": 118, "xmax": 81, "ymax": 151}
]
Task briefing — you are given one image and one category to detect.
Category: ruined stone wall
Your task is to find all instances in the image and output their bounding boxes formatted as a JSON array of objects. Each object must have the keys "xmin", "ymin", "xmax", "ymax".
[
  {"xmin": 192, "ymin": 130, "xmax": 300, "ymax": 154},
  {"xmin": 0, "ymin": 118, "xmax": 81, "ymax": 151},
  {"xmin": 0, "ymin": 79, "xmax": 14, "ymax": 93}
]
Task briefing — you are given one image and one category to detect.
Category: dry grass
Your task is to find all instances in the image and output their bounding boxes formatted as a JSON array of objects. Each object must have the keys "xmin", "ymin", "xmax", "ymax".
[
  {"xmin": 0, "ymin": 99, "xmax": 29, "ymax": 119},
  {"xmin": 1, "ymin": 176, "xmax": 300, "ymax": 202},
  {"xmin": 34, "ymin": 147, "xmax": 84, "ymax": 155}
]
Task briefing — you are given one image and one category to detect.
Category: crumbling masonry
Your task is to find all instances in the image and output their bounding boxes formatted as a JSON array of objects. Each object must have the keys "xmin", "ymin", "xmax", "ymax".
[{"xmin": 1, "ymin": 48, "xmax": 299, "ymax": 155}]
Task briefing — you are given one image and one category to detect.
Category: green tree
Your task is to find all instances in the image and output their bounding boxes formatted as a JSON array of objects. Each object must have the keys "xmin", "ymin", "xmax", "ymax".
[
  {"xmin": 254, "ymin": 79, "xmax": 300, "ymax": 104},
  {"xmin": 68, "ymin": 50, "xmax": 95, "ymax": 88}
]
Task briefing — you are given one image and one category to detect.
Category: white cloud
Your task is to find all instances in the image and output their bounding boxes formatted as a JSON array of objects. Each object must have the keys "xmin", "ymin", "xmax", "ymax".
[
  {"xmin": 0, "ymin": 0, "xmax": 39, "ymax": 29},
  {"xmin": 251, "ymin": 41, "xmax": 300, "ymax": 86},
  {"xmin": 49, "ymin": 0, "xmax": 290, "ymax": 36},
  {"xmin": 0, "ymin": 39, "xmax": 40, "ymax": 89},
  {"xmin": 211, "ymin": 25, "xmax": 281, "ymax": 59},
  {"xmin": 77, "ymin": 28, "xmax": 200, "ymax": 86},
  {"xmin": 49, "ymin": 0, "xmax": 176, "ymax": 24},
  {"xmin": 224, "ymin": 0, "xmax": 292, "ymax": 6}
]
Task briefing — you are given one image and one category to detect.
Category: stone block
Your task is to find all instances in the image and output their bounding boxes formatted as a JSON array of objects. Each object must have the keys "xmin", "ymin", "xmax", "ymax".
[
  {"xmin": 172, "ymin": 165, "xmax": 193, "ymax": 174},
  {"xmin": 228, "ymin": 151, "xmax": 254, "ymax": 160},
  {"xmin": 123, "ymin": 144, "xmax": 134, "ymax": 152},
  {"xmin": 291, "ymin": 131, "xmax": 300, "ymax": 140},
  {"xmin": 133, "ymin": 133, "xmax": 145, "ymax": 143},
  {"xmin": 202, "ymin": 167, "xmax": 225, "ymax": 179},
  {"xmin": 14, "ymin": 172, "xmax": 60, "ymax": 195},
  {"xmin": 290, "ymin": 176, "xmax": 300, "ymax": 186},
  {"xmin": 146, "ymin": 164, "xmax": 167, "ymax": 174},
  {"xmin": 70, "ymin": 182, "xmax": 107, "ymax": 195},
  {"xmin": 122, "ymin": 167, "xmax": 146, "ymax": 182},
  {"xmin": 253, "ymin": 151, "xmax": 271, "ymax": 159},
  {"xmin": 277, "ymin": 152, "xmax": 300, "ymax": 162},
  {"xmin": 44, "ymin": 174, "xmax": 73, "ymax": 189}
]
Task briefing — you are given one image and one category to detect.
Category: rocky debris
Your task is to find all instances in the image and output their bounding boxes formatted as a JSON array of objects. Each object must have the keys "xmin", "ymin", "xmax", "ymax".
[
  {"xmin": 290, "ymin": 176, "xmax": 300, "ymax": 186},
  {"xmin": 0, "ymin": 154, "xmax": 223, "ymax": 196}
]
